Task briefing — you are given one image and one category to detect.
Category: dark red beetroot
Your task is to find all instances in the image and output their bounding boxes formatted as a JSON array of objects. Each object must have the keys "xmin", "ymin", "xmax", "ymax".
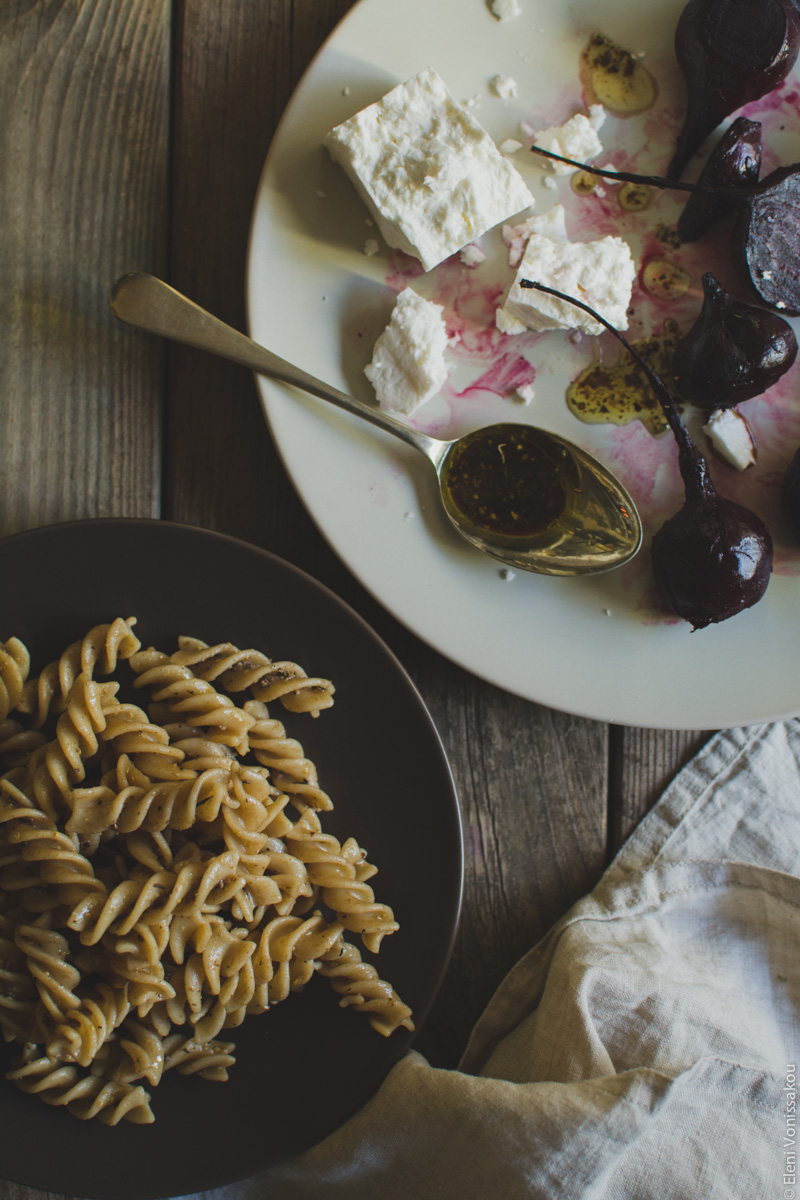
[
  {"xmin": 668, "ymin": 0, "xmax": 800, "ymax": 180},
  {"xmin": 732, "ymin": 163, "xmax": 800, "ymax": 313},
  {"xmin": 781, "ymin": 447, "xmax": 800, "ymax": 539},
  {"xmin": 677, "ymin": 116, "xmax": 762, "ymax": 242},
  {"xmin": 672, "ymin": 272, "xmax": 798, "ymax": 407},
  {"xmin": 519, "ymin": 280, "xmax": 774, "ymax": 629}
]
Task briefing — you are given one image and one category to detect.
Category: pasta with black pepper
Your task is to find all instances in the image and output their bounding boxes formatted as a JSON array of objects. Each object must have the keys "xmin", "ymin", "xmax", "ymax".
[{"xmin": 0, "ymin": 620, "xmax": 413, "ymax": 1125}]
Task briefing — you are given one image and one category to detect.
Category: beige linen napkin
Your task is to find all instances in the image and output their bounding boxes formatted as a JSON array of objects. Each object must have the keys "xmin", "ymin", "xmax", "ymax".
[{"xmin": 195, "ymin": 721, "xmax": 799, "ymax": 1199}]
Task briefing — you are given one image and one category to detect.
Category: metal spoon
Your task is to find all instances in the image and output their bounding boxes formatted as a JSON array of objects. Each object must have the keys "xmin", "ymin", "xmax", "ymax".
[{"xmin": 109, "ymin": 272, "xmax": 642, "ymax": 576}]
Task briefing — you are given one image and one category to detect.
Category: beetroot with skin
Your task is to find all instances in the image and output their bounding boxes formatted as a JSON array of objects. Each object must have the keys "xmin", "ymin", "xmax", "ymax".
[
  {"xmin": 733, "ymin": 163, "xmax": 800, "ymax": 313},
  {"xmin": 677, "ymin": 116, "xmax": 762, "ymax": 243},
  {"xmin": 672, "ymin": 272, "xmax": 798, "ymax": 408},
  {"xmin": 651, "ymin": 442, "xmax": 773, "ymax": 629},
  {"xmin": 781, "ymin": 447, "xmax": 800, "ymax": 540},
  {"xmin": 519, "ymin": 278, "xmax": 774, "ymax": 629},
  {"xmin": 668, "ymin": 0, "xmax": 800, "ymax": 180}
]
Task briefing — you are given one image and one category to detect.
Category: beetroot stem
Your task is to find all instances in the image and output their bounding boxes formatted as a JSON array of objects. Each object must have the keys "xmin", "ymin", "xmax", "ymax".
[
  {"xmin": 529, "ymin": 146, "xmax": 730, "ymax": 198},
  {"xmin": 519, "ymin": 279, "xmax": 713, "ymax": 501}
]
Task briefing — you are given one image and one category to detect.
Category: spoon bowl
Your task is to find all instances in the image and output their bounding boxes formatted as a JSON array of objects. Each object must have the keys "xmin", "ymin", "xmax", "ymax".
[{"xmin": 109, "ymin": 272, "xmax": 642, "ymax": 576}]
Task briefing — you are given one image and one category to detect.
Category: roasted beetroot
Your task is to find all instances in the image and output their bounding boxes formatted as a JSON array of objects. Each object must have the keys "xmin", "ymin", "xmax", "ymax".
[
  {"xmin": 677, "ymin": 117, "xmax": 762, "ymax": 242},
  {"xmin": 732, "ymin": 163, "xmax": 800, "ymax": 313},
  {"xmin": 520, "ymin": 279, "xmax": 774, "ymax": 628},
  {"xmin": 668, "ymin": 0, "xmax": 800, "ymax": 180},
  {"xmin": 672, "ymin": 272, "xmax": 797, "ymax": 407},
  {"xmin": 781, "ymin": 447, "xmax": 800, "ymax": 539}
]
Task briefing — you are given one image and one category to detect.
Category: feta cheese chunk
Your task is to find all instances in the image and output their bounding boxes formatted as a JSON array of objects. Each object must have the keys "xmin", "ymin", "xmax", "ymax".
[
  {"xmin": 491, "ymin": 74, "xmax": 518, "ymax": 100},
  {"xmin": 533, "ymin": 106, "xmax": 606, "ymax": 174},
  {"xmin": 702, "ymin": 408, "xmax": 757, "ymax": 471},
  {"xmin": 497, "ymin": 205, "xmax": 635, "ymax": 335},
  {"xmin": 325, "ymin": 68, "xmax": 533, "ymax": 272},
  {"xmin": 491, "ymin": 0, "xmax": 522, "ymax": 19},
  {"xmin": 364, "ymin": 289, "xmax": 449, "ymax": 415}
]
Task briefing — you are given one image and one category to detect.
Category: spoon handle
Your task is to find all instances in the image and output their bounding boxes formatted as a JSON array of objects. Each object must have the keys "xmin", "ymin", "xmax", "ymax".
[{"xmin": 109, "ymin": 272, "xmax": 440, "ymax": 459}]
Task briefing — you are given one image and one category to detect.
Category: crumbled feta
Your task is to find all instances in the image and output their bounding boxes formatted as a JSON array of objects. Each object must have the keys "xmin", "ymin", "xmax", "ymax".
[
  {"xmin": 496, "ymin": 205, "xmax": 635, "ymax": 335},
  {"xmin": 500, "ymin": 138, "xmax": 524, "ymax": 155},
  {"xmin": 363, "ymin": 238, "xmax": 380, "ymax": 256},
  {"xmin": 502, "ymin": 204, "xmax": 568, "ymax": 267},
  {"xmin": 533, "ymin": 106, "xmax": 606, "ymax": 174},
  {"xmin": 459, "ymin": 243, "xmax": 487, "ymax": 267},
  {"xmin": 364, "ymin": 289, "xmax": 449, "ymax": 415},
  {"xmin": 491, "ymin": 74, "xmax": 518, "ymax": 100},
  {"xmin": 491, "ymin": 0, "xmax": 522, "ymax": 19},
  {"xmin": 516, "ymin": 381, "xmax": 536, "ymax": 404},
  {"xmin": 702, "ymin": 408, "xmax": 757, "ymax": 471},
  {"xmin": 325, "ymin": 68, "xmax": 533, "ymax": 272}
]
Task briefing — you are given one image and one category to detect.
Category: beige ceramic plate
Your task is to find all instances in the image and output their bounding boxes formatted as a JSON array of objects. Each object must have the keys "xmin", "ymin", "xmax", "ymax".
[{"xmin": 247, "ymin": 0, "xmax": 800, "ymax": 729}]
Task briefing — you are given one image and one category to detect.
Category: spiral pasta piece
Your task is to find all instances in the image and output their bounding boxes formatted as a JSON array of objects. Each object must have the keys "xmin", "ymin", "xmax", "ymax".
[
  {"xmin": 162, "ymin": 1032, "xmax": 235, "ymax": 1081},
  {"xmin": 7, "ymin": 1048, "xmax": 154, "ymax": 1124},
  {"xmin": 130, "ymin": 648, "xmax": 255, "ymax": 751},
  {"xmin": 245, "ymin": 701, "xmax": 333, "ymax": 811},
  {"xmin": 67, "ymin": 850, "xmax": 244, "ymax": 944},
  {"xmin": 0, "ymin": 638, "xmax": 30, "ymax": 724},
  {"xmin": 16, "ymin": 619, "xmax": 140, "ymax": 731},
  {"xmin": 47, "ymin": 981, "xmax": 131, "ymax": 1067},
  {"xmin": 172, "ymin": 635, "xmax": 335, "ymax": 718},
  {"xmin": 318, "ymin": 937, "xmax": 414, "ymax": 1036},
  {"xmin": 22, "ymin": 675, "xmax": 114, "ymax": 822},
  {"xmin": 14, "ymin": 918, "xmax": 81, "ymax": 1025},
  {"xmin": 0, "ymin": 903, "xmax": 36, "ymax": 1041},
  {"xmin": 286, "ymin": 807, "xmax": 398, "ymax": 952},
  {"xmin": 0, "ymin": 779, "xmax": 104, "ymax": 908},
  {"xmin": 0, "ymin": 719, "xmax": 47, "ymax": 770}
]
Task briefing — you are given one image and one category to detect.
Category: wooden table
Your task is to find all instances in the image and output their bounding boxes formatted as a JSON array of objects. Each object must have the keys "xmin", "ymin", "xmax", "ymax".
[{"xmin": 1, "ymin": 3, "xmax": 710, "ymax": 1197}]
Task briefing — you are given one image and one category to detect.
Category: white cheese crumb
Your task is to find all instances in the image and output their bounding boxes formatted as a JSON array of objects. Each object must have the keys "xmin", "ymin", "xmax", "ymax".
[
  {"xmin": 502, "ymin": 204, "xmax": 567, "ymax": 267},
  {"xmin": 496, "ymin": 205, "xmax": 636, "ymax": 335},
  {"xmin": 499, "ymin": 568, "xmax": 516, "ymax": 580},
  {"xmin": 500, "ymin": 138, "xmax": 524, "ymax": 155},
  {"xmin": 533, "ymin": 106, "xmax": 606, "ymax": 174},
  {"xmin": 364, "ymin": 289, "xmax": 449, "ymax": 415},
  {"xmin": 491, "ymin": 74, "xmax": 518, "ymax": 100},
  {"xmin": 459, "ymin": 243, "xmax": 487, "ymax": 267},
  {"xmin": 516, "ymin": 381, "xmax": 535, "ymax": 404},
  {"xmin": 325, "ymin": 68, "xmax": 533, "ymax": 272},
  {"xmin": 363, "ymin": 238, "xmax": 380, "ymax": 256},
  {"xmin": 491, "ymin": 0, "xmax": 522, "ymax": 20},
  {"xmin": 702, "ymin": 408, "xmax": 757, "ymax": 471},
  {"xmin": 542, "ymin": 175, "xmax": 557, "ymax": 189}
]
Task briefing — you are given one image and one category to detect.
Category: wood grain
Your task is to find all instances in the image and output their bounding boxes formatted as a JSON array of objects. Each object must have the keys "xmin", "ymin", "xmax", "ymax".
[
  {"xmin": 0, "ymin": 0, "xmax": 170, "ymax": 537},
  {"xmin": 608, "ymin": 725, "xmax": 713, "ymax": 855}
]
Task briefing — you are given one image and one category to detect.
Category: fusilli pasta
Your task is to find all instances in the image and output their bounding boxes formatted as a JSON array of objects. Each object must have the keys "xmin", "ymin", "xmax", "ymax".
[{"xmin": 0, "ymin": 620, "xmax": 413, "ymax": 1124}]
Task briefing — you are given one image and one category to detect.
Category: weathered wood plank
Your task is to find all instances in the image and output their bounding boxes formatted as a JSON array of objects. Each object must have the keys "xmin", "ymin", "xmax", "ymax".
[
  {"xmin": 0, "ymin": 0, "xmax": 170, "ymax": 538},
  {"xmin": 608, "ymin": 725, "xmax": 713, "ymax": 856},
  {"xmin": 164, "ymin": 0, "xmax": 356, "ymax": 551}
]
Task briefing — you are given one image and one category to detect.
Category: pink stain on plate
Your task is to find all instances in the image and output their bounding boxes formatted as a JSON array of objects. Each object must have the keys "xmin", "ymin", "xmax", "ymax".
[{"xmin": 451, "ymin": 351, "xmax": 536, "ymax": 401}]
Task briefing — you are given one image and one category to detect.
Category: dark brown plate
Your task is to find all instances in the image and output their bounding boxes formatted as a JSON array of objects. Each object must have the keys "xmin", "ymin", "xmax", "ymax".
[{"xmin": 0, "ymin": 519, "xmax": 462, "ymax": 1199}]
